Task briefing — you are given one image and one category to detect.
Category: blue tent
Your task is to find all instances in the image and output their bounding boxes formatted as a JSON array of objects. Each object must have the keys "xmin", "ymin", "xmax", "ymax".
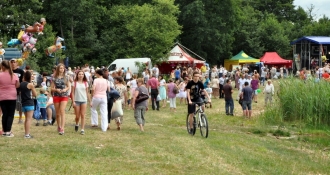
[{"xmin": 291, "ymin": 36, "xmax": 330, "ymax": 45}]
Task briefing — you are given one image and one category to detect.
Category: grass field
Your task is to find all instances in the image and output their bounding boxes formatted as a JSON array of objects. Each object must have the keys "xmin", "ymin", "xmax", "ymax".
[{"xmin": 0, "ymin": 80, "xmax": 329, "ymax": 175}]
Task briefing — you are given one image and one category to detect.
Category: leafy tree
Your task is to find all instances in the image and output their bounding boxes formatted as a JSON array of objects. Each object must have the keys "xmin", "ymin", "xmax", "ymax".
[
  {"xmin": 104, "ymin": 0, "xmax": 181, "ymax": 64},
  {"xmin": 257, "ymin": 14, "xmax": 291, "ymax": 57},
  {"xmin": 176, "ymin": 0, "xmax": 239, "ymax": 65},
  {"xmin": 232, "ymin": 3, "xmax": 264, "ymax": 58}
]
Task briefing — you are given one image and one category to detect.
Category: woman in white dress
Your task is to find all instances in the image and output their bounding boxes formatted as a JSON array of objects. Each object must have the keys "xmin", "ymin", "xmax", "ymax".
[{"xmin": 176, "ymin": 77, "xmax": 188, "ymax": 104}]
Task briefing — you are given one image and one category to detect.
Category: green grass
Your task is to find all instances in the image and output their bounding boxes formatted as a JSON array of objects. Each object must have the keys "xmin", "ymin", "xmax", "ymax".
[{"xmin": 1, "ymin": 80, "xmax": 330, "ymax": 174}]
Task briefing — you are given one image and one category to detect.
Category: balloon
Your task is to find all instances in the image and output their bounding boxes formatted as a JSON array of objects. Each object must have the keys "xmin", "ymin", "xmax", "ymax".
[
  {"xmin": 25, "ymin": 18, "xmax": 46, "ymax": 35},
  {"xmin": 7, "ymin": 39, "xmax": 22, "ymax": 47},
  {"xmin": 45, "ymin": 36, "xmax": 64, "ymax": 57},
  {"xmin": 257, "ymin": 89, "xmax": 261, "ymax": 93},
  {"xmin": 17, "ymin": 58, "xmax": 24, "ymax": 66}
]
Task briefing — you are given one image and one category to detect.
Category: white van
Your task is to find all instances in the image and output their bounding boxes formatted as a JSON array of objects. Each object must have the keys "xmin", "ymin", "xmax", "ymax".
[{"xmin": 107, "ymin": 58, "xmax": 153, "ymax": 74}]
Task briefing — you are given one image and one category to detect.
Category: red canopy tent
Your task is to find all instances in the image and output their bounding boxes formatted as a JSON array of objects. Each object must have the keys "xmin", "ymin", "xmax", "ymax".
[
  {"xmin": 260, "ymin": 52, "xmax": 292, "ymax": 68},
  {"xmin": 159, "ymin": 45, "xmax": 205, "ymax": 74}
]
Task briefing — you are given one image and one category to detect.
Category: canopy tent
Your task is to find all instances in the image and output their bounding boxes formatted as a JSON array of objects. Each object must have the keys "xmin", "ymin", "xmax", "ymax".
[
  {"xmin": 166, "ymin": 45, "xmax": 204, "ymax": 63},
  {"xmin": 290, "ymin": 36, "xmax": 330, "ymax": 71},
  {"xmin": 224, "ymin": 51, "xmax": 260, "ymax": 70},
  {"xmin": 260, "ymin": 52, "xmax": 292, "ymax": 67},
  {"xmin": 159, "ymin": 44, "xmax": 205, "ymax": 74}
]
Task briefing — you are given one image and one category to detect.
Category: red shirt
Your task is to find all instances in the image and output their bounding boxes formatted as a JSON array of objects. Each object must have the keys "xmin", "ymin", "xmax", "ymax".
[
  {"xmin": 147, "ymin": 77, "xmax": 159, "ymax": 89},
  {"xmin": 322, "ymin": 73, "xmax": 330, "ymax": 79}
]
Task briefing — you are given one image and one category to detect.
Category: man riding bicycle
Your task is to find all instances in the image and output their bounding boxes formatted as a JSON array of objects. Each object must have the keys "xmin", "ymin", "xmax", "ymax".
[{"xmin": 186, "ymin": 71, "xmax": 211, "ymax": 134}]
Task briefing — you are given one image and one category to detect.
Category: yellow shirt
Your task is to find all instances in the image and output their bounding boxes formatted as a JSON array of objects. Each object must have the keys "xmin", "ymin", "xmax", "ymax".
[{"xmin": 201, "ymin": 66, "xmax": 206, "ymax": 73}]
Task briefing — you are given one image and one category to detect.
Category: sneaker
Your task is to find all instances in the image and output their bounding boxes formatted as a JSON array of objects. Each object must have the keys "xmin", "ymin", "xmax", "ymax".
[
  {"xmin": 47, "ymin": 121, "xmax": 52, "ymax": 125},
  {"xmin": 57, "ymin": 126, "xmax": 61, "ymax": 132},
  {"xmin": 24, "ymin": 134, "xmax": 33, "ymax": 139},
  {"xmin": 226, "ymin": 113, "xmax": 229, "ymax": 115},
  {"xmin": 75, "ymin": 125, "xmax": 79, "ymax": 132},
  {"xmin": 230, "ymin": 113, "xmax": 234, "ymax": 116},
  {"xmin": 18, "ymin": 120, "xmax": 23, "ymax": 124},
  {"xmin": 43, "ymin": 123, "xmax": 48, "ymax": 126},
  {"xmin": 5, "ymin": 132, "xmax": 14, "ymax": 137},
  {"xmin": 59, "ymin": 128, "xmax": 64, "ymax": 135},
  {"xmin": 80, "ymin": 130, "xmax": 85, "ymax": 135},
  {"xmin": 36, "ymin": 123, "xmax": 40, "ymax": 126}
]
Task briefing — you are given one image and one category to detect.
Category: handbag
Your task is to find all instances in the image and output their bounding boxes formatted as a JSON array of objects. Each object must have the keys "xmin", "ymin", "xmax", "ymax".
[
  {"xmin": 136, "ymin": 92, "xmax": 149, "ymax": 104},
  {"xmin": 172, "ymin": 85, "xmax": 179, "ymax": 94}
]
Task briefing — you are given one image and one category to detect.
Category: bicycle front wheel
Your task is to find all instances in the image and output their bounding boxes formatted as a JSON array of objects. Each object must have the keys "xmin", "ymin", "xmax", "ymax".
[
  {"xmin": 186, "ymin": 114, "xmax": 196, "ymax": 135},
  {"xmin": 200, "ymin": 114, "xmax": 209, "ymax": 138}
]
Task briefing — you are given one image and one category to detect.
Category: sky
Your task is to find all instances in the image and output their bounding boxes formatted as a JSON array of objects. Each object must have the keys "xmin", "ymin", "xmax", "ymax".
[{"xmin": 293, "ymin": 0, "xmax": 330, "ymax": 20}]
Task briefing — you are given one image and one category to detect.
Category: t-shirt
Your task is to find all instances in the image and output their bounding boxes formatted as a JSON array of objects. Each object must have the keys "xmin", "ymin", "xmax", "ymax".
[
  {"xmin": 174, "ymin": 69, "xmax": 181, "ymax": 79},
  {"xmin": 37, "ymin": 94, "xmax": 48, "ymax": 108},
  {"xmin": 223, "ymin": 84, "xmax": 233, "ymax": 100},
  {"xmin": 135, "ymin": 85, "xmax": 149, "ymax": 108},
  {"xmin": 186, "ymin": 80, "xmax": 204, "ymax": 101},
  {"xmin": 242, "ymin": 86, "xmax": 253, "ymax": 102},
  {"xmin": 147, "ymin": 77, "xmax": 159, "ymax": 89},
  {"xmin": 93, "ymin": 78, "xmax": 108, "ymax": 99},
  {"xmin": 20, "ymin": 82, "xmax": 34, "ymax": 107},
  {"xmin": 0, "ymin": 72, "xmax": 19, "ymax": 101},
  {"xmin": 13, "ymin": 68, "xmax": 24, "ymax": 94},
  {"xmin": 322, "ymin": 73, "xmax": 330, "ymax": 79},
  {"xmin": 250, "ymin": 79, "xmax": 259, "ymax": 90}
]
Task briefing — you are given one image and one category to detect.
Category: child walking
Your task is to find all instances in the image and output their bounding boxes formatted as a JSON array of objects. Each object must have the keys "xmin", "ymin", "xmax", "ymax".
[{"xmin": 36, "ymin": 88, "xmax": 48, "ymax": 126}]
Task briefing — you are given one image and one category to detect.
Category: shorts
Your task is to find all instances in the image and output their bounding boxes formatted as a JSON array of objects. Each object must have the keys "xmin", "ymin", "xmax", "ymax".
[
  {"xmin": 22, "ymin": 106, "xmax": 34, "ymax": 112},
  {"xmin": 127, "ymin": 99, "xmax": 131, "ymax": 105},
  {"xmin": 242, "ymin": 101, "xmax": 252, "ymax": 110},
  {"xmin": 187, "ymin": 98, "xmax": 203, "ymax": 114},
  {"xmin": 16, "ymin": 95, "xmax": 22, "ymax": 112},
  {"xmin": 75, "ymin": 101, "xmax": 87, "ymax": 106},
  {"xmin": 53, "ymin": 96, "xmax": 69, "ymax": 103}
]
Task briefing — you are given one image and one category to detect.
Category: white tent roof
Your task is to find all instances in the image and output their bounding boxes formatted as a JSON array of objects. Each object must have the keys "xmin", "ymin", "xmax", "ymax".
[{"xmin": 168, "ymin": 45, "xmax": 204, "ymax": 63}]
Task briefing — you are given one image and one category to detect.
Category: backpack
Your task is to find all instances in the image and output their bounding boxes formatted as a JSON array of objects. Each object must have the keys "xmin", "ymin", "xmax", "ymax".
[{"xmin": 33, "ymin": 99, "xmax": 41, "ymax": 120}]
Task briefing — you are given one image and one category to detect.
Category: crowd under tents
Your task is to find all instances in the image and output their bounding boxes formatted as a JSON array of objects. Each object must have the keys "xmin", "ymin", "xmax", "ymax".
[
  {"xmin": 224, "ymin": 51, "xmax": 260, "ymax": 71},
  {"xmin": 158, "ymin": 44, "xmax": 205, "ymax": 74},
  {"xmin": 260, "ymin": 52, "xmax": 292, "ymax": 68}
]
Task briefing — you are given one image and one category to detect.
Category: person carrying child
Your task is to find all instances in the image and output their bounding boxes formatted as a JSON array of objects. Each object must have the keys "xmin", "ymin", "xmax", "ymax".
[{"xmin": 36, "ymin": 88, "xmax": 48, "ymax": 126}]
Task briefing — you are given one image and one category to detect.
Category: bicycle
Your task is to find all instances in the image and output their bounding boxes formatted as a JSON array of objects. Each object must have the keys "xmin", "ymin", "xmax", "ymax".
[{"xmin": 186, "ymin": 102, "xmax": 209, "ymax": 138}]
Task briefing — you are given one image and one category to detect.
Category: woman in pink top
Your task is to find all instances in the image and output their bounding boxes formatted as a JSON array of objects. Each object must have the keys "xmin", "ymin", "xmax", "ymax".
[
  {"xmin": 166, "ymin": 79, "xmax": 177, "ymax": 112},
  {"xmin": 91, "ymin": 69, "xmax": 110, "ymax": 132},
  {"xmin": 0, "ymin": 60, "xmax": 20, "ymax": 137}
]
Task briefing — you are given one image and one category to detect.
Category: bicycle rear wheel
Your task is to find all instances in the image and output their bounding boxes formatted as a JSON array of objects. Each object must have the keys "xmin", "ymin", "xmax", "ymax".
[{"xmin": 200, "ymin": 114, "xmax": 209, "ymax": 138}]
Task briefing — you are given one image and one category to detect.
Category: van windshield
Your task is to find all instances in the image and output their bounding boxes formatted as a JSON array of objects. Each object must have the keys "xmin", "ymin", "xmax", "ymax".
[{"xmin": 108, "ymin": 64, "xmax": 116, "ymax": 71}]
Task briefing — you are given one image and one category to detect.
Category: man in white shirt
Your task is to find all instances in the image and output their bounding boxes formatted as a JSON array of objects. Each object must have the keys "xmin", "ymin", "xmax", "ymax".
[
  {"xmin": 218, "ymin": 65, "xmax": 224, "ymax": 78},
  {"xmin": 219, "ymin": 74, "xmax": 225, "ymax": 98},
  {"xmin": 237, "ymin": 75, "xmax": 246, "ymax": 100},
  {"xmin": 263, "ymin": 79, "xmax": 275, "ymax": 106},
  {"xmin": 246, "ymin": 75, "xmax": 252, "ymax": 86},
  {"xmin": 153, "ymin": 65, "xmax": 159, "ymax": 78}
]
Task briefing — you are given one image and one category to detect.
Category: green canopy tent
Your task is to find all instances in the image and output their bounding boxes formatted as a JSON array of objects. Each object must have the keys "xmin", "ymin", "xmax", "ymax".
[{"xmin": 224, "ymin": 51, "xmax": 260, "ymax": 70}]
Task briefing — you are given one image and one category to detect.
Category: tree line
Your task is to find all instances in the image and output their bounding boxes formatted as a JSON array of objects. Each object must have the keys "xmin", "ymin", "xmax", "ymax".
[{"xmin": 0, "ymin": 0, "xmax": 329, "ymax": 73}]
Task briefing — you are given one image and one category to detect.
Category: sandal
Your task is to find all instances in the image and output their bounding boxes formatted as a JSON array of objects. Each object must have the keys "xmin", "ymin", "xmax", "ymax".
[{"xmin": 92, "ymin": 125, "xmax": 98, "ymax": 127}]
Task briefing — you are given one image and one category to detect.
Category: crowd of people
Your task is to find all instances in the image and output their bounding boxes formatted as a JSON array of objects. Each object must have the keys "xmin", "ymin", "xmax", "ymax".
[{"xmin": 0, "ymin": 60, "xmax": 281, "ymax": 138}]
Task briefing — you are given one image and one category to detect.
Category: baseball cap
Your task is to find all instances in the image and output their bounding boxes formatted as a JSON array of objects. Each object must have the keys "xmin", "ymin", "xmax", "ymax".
[{"xmin": 10, "ymin": 58, "xmax": 17, "ymax": 61}]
